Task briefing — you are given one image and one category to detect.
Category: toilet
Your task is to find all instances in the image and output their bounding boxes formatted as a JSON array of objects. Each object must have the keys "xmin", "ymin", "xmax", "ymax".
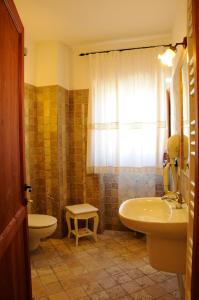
[{"xmin": 28, "ymin": 214, "xmax": 57, "ymax": 251}]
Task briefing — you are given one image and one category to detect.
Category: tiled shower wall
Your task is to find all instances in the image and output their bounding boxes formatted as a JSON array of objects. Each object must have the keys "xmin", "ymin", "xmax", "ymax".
[
  {"xmin": 25, "ymin": 84, "xmax": 70, "ymax": 237},
  {"xmin": 25, "ymin": 85, "xmax": 164, "ymax": 236}
]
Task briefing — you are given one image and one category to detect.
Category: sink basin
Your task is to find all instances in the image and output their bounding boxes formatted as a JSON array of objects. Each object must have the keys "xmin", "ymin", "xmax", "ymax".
[
  {"xmin": 119, "ymin": 197, "xmax": 188, "ymax": 273},
  {"xmin": 119, "ymin": 197, "xmax": 187, "ymax": 238}
]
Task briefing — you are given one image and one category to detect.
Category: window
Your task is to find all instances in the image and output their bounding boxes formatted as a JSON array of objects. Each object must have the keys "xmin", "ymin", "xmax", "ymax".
[{"xmin": 87, "ymin": 48, "xmax": 169, "ymax": 174}]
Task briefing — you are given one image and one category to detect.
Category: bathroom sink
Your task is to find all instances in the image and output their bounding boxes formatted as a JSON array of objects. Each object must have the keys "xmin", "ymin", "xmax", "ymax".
[
  {"xmin": 119, "ymin": 197, "xmax": 188, "ymax": 273},
  {"xmin": 119, "ymin": 197, "xmax": 187, "ymax": 238}
]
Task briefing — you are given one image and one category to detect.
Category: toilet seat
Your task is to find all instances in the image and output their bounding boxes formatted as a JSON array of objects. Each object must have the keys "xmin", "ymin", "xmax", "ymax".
[{"xmin": 28, "ymin": 214, "xmax": 57, "ymax": 229}]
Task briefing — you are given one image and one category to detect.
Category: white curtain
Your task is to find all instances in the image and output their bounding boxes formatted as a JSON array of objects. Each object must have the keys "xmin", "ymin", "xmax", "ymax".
[{"xmin": 87, "ymin": 48, "xmax": 169, "ymax": 174}]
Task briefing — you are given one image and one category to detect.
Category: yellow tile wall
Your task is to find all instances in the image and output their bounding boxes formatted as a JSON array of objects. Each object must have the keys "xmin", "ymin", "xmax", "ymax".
[{"xmin": 25, "ymin": 84, "xmax": 70, "ymax": 237}]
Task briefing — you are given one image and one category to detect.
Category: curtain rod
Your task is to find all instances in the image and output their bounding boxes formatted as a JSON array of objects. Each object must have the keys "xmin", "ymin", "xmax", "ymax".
[{"xmin": 79, "ymin": 38, "xmax": 187, "ymax": 56}]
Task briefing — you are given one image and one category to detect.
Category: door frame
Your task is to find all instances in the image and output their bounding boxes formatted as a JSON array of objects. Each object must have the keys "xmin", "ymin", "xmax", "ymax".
[{"xmin": 191, "ymin": 0, "xmax": 199, "ymax": 298}]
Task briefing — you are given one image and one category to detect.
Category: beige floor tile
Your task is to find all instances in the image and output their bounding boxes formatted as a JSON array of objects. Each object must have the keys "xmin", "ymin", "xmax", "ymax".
[
  {"xmin": 48, "ymin": 291, "xmax": 70, "ymax": 300},
  {"xmin": 73, "ymin": 275, "xmax": 91, "ymax": 286},
  {"xmin": 112, "ymin": 272, "xmax": 132, "ymax": 284},
  {"xmin": 82, "ymin": 282, "xmax": 103, "ymax": 295},
  {"xmin": 34, "ymin": 260, "xmax": 50, "ymax": 268},
  {"xmin": 127, "ymin": 268, "xmax": 144, "ymax": 280},
  {"xmin": 159, "ymin": 277, "xmax": 179, "ymax": 293},
  {"xmin": 85, "ymin": 264, "xmax": 102, "ymax": 272},
  {"xmin": 106, "ymin": 285, "xmax": 127, "ymax": 299},
  {"xmin": 131, "ymin": 290, "xmax": 153, "ymax": 300},
  {"xmin": 144, "ymin": 284, "xmax": 168, "ymax": 298},
  {"xmin": 98, "ymin": 276, "xmax": 117, "ymax": 289},
  {"xmin": 170, "ymin": 289, "xmax": 181, "ymax": 299},
  {"xmin": 66, "ymin": 286, "xmax": 87, "ymax": 299},
  {"xmin": 32, "ymin": 278, "xmax": 46, "ymax": 298},
  {"xmin": 70, "ymin": 266, "xmax": 88, "ymax": 276},
  {"xmin": 37, "ymin": 267, "xmax": 53, "ymax": 277},
  {"xmin": 48, "ymin": 257, "xmax": 64, "ymax": 266},
  {"xmin": 54, "ymin": 270, "xmax": 71, "ymax": 281},
  {"xmin": 40, "ymin": 274, "xmax": 58, "ymax": 285},
  {"xmin": 148, "ymin": 271, "xmax": 169, "ymax": 283},
  {"xmin": 118, "ymin": 262, "xmax": 137, "ymax": 272},
  {"xmin": 31, "ymin": 269, "xmax": 38, "ymax": 278},
  {"xmin": 31, "ymin": 231, "xmax": 180, "ymax": 300},
  {"xmin": 138, "ymin": 265, "xmax": 157, "ymax": 275},
  {"xmin": 52, "ymin": 264, "xmax": 70, "ymax": 274},
  {"xmin": 65, "ymin": 260, "xmax": 81, "ymax": 269},
  {"xmin": 135, "ymin": 275, "xmax": 154, "ymax": 288},
  {"xmin": 158, "ymin": 294, "xmax": 178, "ymax": 300},
  {"xmin": 112, "ymin": 256, "xmax": 127, "ymax": 265},
  {"xmin": 121, "ymin": 281, "xmax": 142, "ymax": 295},
  {"xmin": 45, "ymin": 281, "xmax": 63, "ymax": 296},
  {"xmin": 89, "ymin": 290, "xmax": 109, "ymax": 300},
  {"xmin": 142, "ymin": 256, "xmax": 149, "ymax": 263},
  {"xmin": 128, "ymin": 259, "xmax": 146, "ymax": 268},
  {"xmin": 60, "ymin": 277, "xmax": 81, "ymax": 289},
  {"xmin": 105, "ymin": 265, "xmax": 123, "ymax": 275},
  {"xmin": 87, "ymin": 269, "xmax": 109, "ymax": 281}
]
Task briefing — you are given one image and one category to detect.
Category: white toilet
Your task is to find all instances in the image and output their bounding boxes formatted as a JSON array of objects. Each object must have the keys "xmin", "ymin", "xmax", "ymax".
[{"xmin": 28, "ymin": 214, "xmax": 57, "ymax": 251}]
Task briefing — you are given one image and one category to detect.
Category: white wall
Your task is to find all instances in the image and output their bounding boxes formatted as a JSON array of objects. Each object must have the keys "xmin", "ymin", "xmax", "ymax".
[
  {"xmin": 35, "ymin": 42, "xmax": 58, "ymax": 87},
  {"xmin": 57, "ymin": 43, "xmax": 72, "ymax": 90},
  {"xmin": 24, "ymin": 38, "xmax": 71, "ymax": 89},
  {"xmin": 35, "ymin": 42, "xmax": 71, "ymax": 89},
  {"xmin": 23, "ymin": 0, "xmax": 187, "ymax": 90},
  {"xmin": 171, "ymin": 0, "xmax": 187, "ymax": 72},
  {"xmin": 24, "ymin": 33, "xmax": 36, "ymax": 85},
  {"xmin": 170, "ymin": 0, "xmax": 187, "ymax": 135},
  {"xmin": 25, "ymin": 34, "xmax": 172, "ymax": 90},
  {"xmin": 24, "ymin": 27, "xmax": 186, "ymax": 91},
  {"xmin": 70, "ymin": 34, "xmax": 172, "ymax": 90}
]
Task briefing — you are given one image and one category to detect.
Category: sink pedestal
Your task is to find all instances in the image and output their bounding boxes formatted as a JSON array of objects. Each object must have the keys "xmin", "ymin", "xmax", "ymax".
[
  {"xmin": 119, "ymin": 197, "xmax": 188, "ymax": 274},
  {"xmin": 147, "ymin": 235, "xmax": 186, "ymax": 273}
]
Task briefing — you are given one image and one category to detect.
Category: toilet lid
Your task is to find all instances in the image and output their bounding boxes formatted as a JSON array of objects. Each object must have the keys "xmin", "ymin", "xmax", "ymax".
[{"xmin": 28, "ymin": 214, "xmax": 57, "ymax": 228}]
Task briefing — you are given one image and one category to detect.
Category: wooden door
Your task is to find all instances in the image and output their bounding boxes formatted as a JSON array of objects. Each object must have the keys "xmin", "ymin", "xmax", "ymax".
[{"xmin": 0, "ymin": 0, "xmax": 32, "ymax": 299}]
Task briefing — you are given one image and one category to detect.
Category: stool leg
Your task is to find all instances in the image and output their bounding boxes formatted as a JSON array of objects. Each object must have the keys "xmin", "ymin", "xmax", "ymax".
[
  {"xmin": 74, "ymin": 218, "xmax": 79, "ymax": 246},
  {"xmin": 93, "ymin": 214, "xmax": 99, "ymax": 242},
  {"xmin": 66, "ymin": 211, "xmax": 71, "ymax": 239},
  {"xmin": 86, "ymin": 219, "xmax": 88, "ymax": 229}
]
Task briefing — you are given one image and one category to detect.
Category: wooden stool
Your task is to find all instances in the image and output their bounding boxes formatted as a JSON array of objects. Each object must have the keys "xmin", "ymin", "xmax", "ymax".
[{"xmin": 65, "ymin": 203, "xmax": 99, "ymax": 246}]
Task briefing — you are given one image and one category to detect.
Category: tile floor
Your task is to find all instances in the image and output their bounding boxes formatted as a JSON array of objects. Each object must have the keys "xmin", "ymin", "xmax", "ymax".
[{"xmin": 31, "ymin": 231, "xmax": 180, "ymax": 300}]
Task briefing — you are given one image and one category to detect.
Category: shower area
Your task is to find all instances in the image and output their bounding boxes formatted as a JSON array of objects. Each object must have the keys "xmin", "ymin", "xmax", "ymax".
[{"xmin": 25, "ymin": 84, "xmax": 164, "ymax": 238}]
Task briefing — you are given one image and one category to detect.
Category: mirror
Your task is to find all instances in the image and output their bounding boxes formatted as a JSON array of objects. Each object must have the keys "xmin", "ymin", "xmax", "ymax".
[
  {"xmin": 170, "ymin": 50, "xmax": 189, "ymax": 172},
  {"xmin": 180, "ymin": 51, "xmax": 189, "ymax": 171}
]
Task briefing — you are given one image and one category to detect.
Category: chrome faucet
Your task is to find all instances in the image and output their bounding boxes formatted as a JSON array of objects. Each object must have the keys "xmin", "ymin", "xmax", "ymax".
[
  {"xmin": 161, "ymin": 192, "xmax": 184, "ymax": 208},
  {"xmin": 161, "ymin": 193, "xmax": 177, "ymax": 201},
  {"xmin": 175, "ymin": 192, "xmax": 184, "ymax": 209}
]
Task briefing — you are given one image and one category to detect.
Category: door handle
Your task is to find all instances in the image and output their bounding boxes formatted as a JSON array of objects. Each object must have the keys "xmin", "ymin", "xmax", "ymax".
[{"xmin": 24, "ymin": 184, "xmax": 32, "ymax": 192}]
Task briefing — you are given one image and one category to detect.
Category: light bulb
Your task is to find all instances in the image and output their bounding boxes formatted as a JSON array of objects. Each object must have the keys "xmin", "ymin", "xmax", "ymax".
[{"xmin": 158, "ymin": 48, "xmax": 176, "ymax": 67}]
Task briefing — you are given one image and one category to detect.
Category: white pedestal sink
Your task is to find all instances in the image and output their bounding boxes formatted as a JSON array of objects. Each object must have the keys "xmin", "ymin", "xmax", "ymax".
[{"xmin": 119, "ymin": 197, "xmax": 187, "ymax": 273}]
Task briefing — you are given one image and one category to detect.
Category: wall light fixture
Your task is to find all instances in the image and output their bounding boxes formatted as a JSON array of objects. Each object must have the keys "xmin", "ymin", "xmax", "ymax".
[{"xmin": 158, "ymin": 37, "xmax": 187, "ymax": 67}]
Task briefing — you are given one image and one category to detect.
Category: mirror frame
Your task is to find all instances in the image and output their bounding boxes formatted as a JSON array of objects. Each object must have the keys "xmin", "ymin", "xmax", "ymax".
[{"xmin": 171, "ymin": 49, "xmax": 189, "ymax": 172}]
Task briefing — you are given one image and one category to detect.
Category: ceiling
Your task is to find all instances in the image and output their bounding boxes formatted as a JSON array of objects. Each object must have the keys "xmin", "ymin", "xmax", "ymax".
[{"xmin": 14, "ymin": 0, "xmax": 181, "ymax": 46}]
